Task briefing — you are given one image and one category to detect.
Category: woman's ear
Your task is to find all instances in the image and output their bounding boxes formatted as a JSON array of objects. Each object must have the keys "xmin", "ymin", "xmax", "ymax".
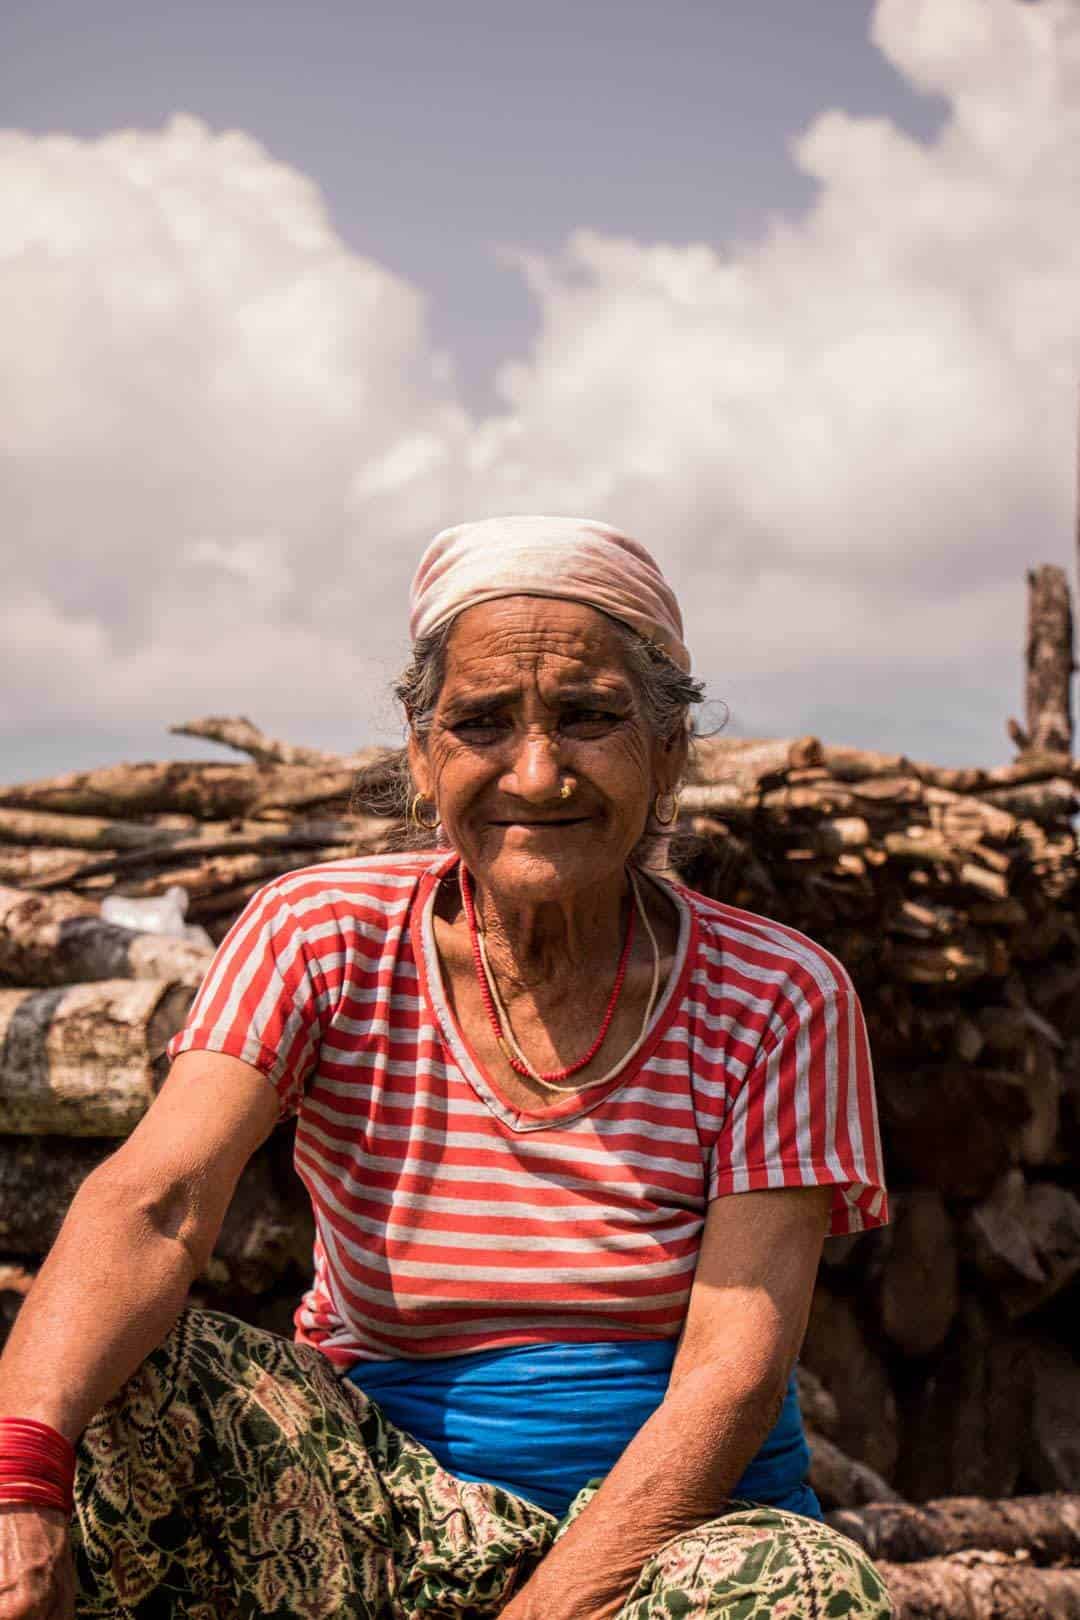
[{"xmin": 656, "ymin": 724, "xmax": 689, "ymax": 792}]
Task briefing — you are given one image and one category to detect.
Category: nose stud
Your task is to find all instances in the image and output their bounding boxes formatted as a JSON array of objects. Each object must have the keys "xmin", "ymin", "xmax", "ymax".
[{"xmin": 559, "ymin": 778, "xmax": 575, "ymax": 800}]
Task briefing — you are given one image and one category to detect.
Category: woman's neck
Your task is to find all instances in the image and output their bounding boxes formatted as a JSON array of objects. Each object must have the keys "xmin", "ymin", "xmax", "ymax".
[{"xmin": 470, "ymin": 867, "xmax": 630, "ymax": 995}]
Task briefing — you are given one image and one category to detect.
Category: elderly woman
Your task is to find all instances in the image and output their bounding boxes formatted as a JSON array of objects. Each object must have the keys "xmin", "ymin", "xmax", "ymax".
[{"xmin": 0, "ymin": 518, "xmax": 890, "ymax": 1620}]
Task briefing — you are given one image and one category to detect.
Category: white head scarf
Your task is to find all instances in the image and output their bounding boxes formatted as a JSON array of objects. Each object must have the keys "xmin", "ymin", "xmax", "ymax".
[{"xmin": 408, "ymin": 515, "xmax": 691, "ymax": 672}]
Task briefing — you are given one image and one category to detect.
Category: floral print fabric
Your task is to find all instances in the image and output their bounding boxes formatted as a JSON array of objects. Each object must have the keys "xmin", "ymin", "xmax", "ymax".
[{"xmin": 71, "ymin": 1309, "xmax": 892, "ymax": 1620}]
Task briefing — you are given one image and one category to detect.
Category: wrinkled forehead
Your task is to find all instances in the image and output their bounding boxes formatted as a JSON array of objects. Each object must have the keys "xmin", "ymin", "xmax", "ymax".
[{"xmin": 441, "ymin": 595, "xmax": 635, "ymax": 690}]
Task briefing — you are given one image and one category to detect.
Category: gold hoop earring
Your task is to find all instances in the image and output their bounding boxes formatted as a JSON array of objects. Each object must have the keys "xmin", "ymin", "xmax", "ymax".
[
  {"xmin": 410, "ymin": 793, "xmax": 440, "ymax": 831},
  {"xmin": 653, "ymin": 790, "xmax": 680, "ymax": 827}
]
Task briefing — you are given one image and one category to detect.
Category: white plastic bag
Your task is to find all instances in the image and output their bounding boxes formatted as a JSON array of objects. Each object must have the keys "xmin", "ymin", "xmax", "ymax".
[{"xmin": 101, "ymin": 884, "xmax": 214, "ymax": 949}]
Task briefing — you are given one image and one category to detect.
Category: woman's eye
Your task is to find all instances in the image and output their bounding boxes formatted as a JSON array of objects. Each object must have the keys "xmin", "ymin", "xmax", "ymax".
[
  {"xmin": 451, "ymin": 716, "xmax": 504, "ymax": 739},
  {"xmin": 563, "ymin": 709, "xmax": 618, "ymax": 732}
]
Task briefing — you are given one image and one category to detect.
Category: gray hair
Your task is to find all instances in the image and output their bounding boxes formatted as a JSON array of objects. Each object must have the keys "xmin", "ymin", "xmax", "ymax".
[{"xmin": 357, "ymin": 614, "xmax": 706, "ymax": 863}]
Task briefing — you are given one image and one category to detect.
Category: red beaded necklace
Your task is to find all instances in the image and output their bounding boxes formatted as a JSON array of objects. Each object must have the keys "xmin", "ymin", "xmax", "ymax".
[{"xmin": 459, "ymin": 862, "xmax": 637, "ymax": 1084}]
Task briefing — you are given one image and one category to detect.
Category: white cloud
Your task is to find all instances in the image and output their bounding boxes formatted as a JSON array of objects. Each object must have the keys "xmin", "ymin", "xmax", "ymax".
[
  {"xmin": 470, "ymin": 0, "xmax": 1080, "ymax": 753},
  {"xmin": 3, "ymin": 0, "xmax": 1080, "ymax": 773},
  {"xmin": 0, "ymin": 113, "xmax": 467, "ymax": 751}
]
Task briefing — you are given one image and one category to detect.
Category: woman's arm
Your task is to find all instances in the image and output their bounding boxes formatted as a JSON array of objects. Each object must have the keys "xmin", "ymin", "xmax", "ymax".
[
  {"xmin": 0, "ymin": 1051, "xmax": 279, "ymax": 1435},
  {"xmin": 499, "ymin": 1185, "xmax": 831, "ymax": 1620},
  {"xmin": 0, "ymin": 1052, "xmax": 279, "ymax": 1620}
]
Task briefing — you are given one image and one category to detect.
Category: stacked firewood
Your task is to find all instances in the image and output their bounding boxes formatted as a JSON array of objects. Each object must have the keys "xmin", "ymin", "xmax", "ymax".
[{"xmin": 1, "ymin": 715, "xmax": 1079, "ymax": 1616}]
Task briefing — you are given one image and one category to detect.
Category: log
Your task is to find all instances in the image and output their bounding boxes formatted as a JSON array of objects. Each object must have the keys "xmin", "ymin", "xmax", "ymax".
[
  {"xmin": 0, "ymin": 806, "xmax": 198, "ymax": 851},
  {"xmin": 1021, "ymin": 565, "xmax": 1074, "ymax": 757},
  {"xmin": 981, "ymin": 779, "xmax": 1079, "ymax": 823},
  {"xmin": 816, "ymin": 746, "xmax": 912, "ymax": 781},
  {"xmin": 795, "ymin": 1365, "xmax": 839, "ymax": 1437},
  {"xmin": 0, "ymin": 1135, "xmax": 313, "ymax": 1294},
  {"xmin": 989, "ymin": 749, "xmax": 1079, "ymax": 786},
  {"xmin": 206, "ymin": 1152, "xmax": 315, "ymax": 1295},
  {"xmin": 878, "ymin": 1066, "xmax": 1030, "ymax": 1199},
  {"xmin": 883, "ymin": 829, "xmax": 957, "ymax": 865},
  {"xmin": 169, "ymin": 715, "xmax": 389, "ymax": 773},
  {"xmin": 886, "ymin": 900, "xmax": 962, "ymax": 941},
  {"xmin": 0, "ymin": 980, "xmax": 192, "ymax": 1134},
  {"xmin": 801, "ymin": 1286, "xmax": 898, "ymax": 1480},
  {"xmin": 1022, "ymin": 1339, "xmax": 1080, "ymax": 1492},
  {"xmin": 878, "ymin": 1188, "xmax": 958, "ymax": 1357},
  {"xmin": 0, "ymin": 846, "xmax": 102, "ymax": 884},
  {"xmin": 0, "ymin": 1136, "xmax": 115, "ymax": 1252},
  {"xmin": 84, "ymin": 851, "xmax": 333, "ymax": 907},
  {"xmin": 876, "ymin": 1554, "xmax": 1080, "ymax": 1619},
  {"xmin": 0, "ymin": 886, "xmax": 215, "ymax": 989},
  {"xmin": 828, "ymin": 1493, "xmax": 1080, "ymax": 1565},
  {"xmin": 886, "ymin": 935, "xmax": 997, "ymax": 987},
  {"xmin": 0, "ymin": 1264, "xmax": 34, "ymax": 1351},
  {"xmin": 968, "ymin": 1171, "xmax": 1050, "ymax": 1299},
  {"xmin": 759, "ymin": 783, "xmax": 860, "ymax": 817},
  {"xmin": 689, "ymin": 735, "xmax": 823, "ymax": 790},
  {"xmin": 675, "ymin": 783, "xmax": 752, "ymax": 819},
  {"xmin": 895, "ymin": 1304, "xmax": 1031, "ymax": 1501},
  {"xmin": 807, "ymin": 1429, "xmax": 904, "ymax": 1509},
  {"xmin": 19, "ymin": 818, "xmax": 386, "ymax": 894},
  {"xmin": 924, "ymin": 791, "xmax": 1019, "ymax": 847},
  {"xmin": 0, "ymin": 761, "xmax": 360, "ymax": 820},
  {"xmin": 811, "ymin": 817, "xmax": 872, "ymax": 855}
]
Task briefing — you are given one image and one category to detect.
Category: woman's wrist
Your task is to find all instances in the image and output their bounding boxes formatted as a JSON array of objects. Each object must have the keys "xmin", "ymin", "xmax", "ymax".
[{"xmin": 0, "ymin": 1417, "xmax": 76, "ymax": 1515}]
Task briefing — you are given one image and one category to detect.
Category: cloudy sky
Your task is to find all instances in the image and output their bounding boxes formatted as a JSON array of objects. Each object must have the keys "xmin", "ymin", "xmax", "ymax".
[{"xmin": 3, "ymin": 0, "xmax": 1078, "ymax": 783}]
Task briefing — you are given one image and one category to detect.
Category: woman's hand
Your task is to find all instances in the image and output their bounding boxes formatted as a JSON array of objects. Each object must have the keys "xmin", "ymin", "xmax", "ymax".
[{"xmin": 0, "ymin": 1507, "xmax": 74, "ymax": 1620}]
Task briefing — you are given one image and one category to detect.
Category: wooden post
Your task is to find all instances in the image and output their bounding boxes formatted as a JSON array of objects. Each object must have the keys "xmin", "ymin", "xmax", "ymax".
[{"xmin": 1012, "ymin": 565, "xmax": 1075, "ymax": 756}]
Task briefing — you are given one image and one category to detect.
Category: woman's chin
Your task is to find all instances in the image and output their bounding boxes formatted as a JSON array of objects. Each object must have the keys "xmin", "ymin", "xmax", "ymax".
[{"xmin": 469, "ymin": 832, "xmax": 623, "ymax": 898}]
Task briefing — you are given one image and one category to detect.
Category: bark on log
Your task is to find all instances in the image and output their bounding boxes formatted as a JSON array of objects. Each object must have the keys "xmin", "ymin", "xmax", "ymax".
[
  {"xmin": 0, "ymin": 1264, "xmax": 34, "ymax": 1351},
  {"xmin": 982, "ymin": 779, "xmax": 1080, "ymax": 824},
  {"xmin": 886, "ymin": 936, "xmax": 997, "ymax": 987},
  {"xmin": 169, "ymin": 715, "xmax": 389, "ymax": 773},
  {"xmin": 688, "ymin": 735, "xmax": 823, "ymax": 789},
  {"xmin": 895, "ymin": 1304, "xmax": 1031, "ymax": 1501},
  {"xmin": 878, "ymin": 1188, "xmax": 958, "ymax": 1357},
  {"xmin": 675, "ymin": 783, "xmax": 751, "ymax": 819},
  {"xmin": 876, "ymin": 1554, "xmax": 1080, "ymax": 1620},
  {"xmin": 0, "ymin": 1136, "xmax": 313, "ymax": 1293},
  {"xmin": 807, "ymin": 1429, "xmax": 904, "ymax": 1509},
  {"xmin": 0, "ymin": 886, "xmax": 214, "ymax": 988},
  {"xmin": 0, "ymin": 762, "xmax": 360, "ymax": 820},
  {"xmin": 20, "ymin": 819, "xmax": 386, "ymax": 894},
  {"xmin": 796, "ymin": 1365, "xmax": 839, "ymax": 1437},
  {"xmin": 879, "ymin": 1066, "xmax": 1030, "ymax": 1199},
  {"xmin": 86, "ymin": 851, "xmax": 341, "ymax": 908},
  {"xmin": 206, "ymin": 1152, "xmax": 315, "ymax": 1295},
  {"xmin": 1022, "ymin": 1340, "xmax": 1080, "ymax": 1492},
  {"xmin": 828, "ymin": 1494, "xmax": 1080, "ymax": 1565},
  {"xmin": 802, "ymin": 1286, "xmax": 898, "ymax": 1480},
  {"xmin": 0, "ymin": 1136, "xmax": 115, "ymax": 1251},
  {"xmin": 815, "ymin": 746, "xmax": 911, "ymax": 781},
  {"xmin": 1022, "ymin": 565, "xmax": 1074, "ymax": 757},
  {"xmin": 0, "ymin": 806, "xmax": 198, "ymax": 851},
  {"xmin": 0, "ymin": 980, "xmax": 192, "ymax": 1134},
  {"xmin": 0, "ymin": 846, "xmax": 101, "ymax": 884}
]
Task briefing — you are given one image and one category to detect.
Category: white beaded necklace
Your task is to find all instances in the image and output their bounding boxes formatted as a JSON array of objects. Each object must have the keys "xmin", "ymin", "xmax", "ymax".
[{"xmin": 464, "ymin": 864, "xmax": 663, "ymax": 1094}]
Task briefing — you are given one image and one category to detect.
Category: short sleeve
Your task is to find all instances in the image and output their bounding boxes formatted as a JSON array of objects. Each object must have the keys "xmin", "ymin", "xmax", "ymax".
[
  {"xmin": 165, "ymin": 880, "xmax": 321, "ymax": 1121},
  {"xmin": 707, "ymin": 983, "xmax": 888, "ymax": 1236}
]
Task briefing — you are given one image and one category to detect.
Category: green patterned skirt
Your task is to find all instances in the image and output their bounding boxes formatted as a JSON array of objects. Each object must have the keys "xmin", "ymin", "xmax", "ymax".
[{"xmin": 71, "ymin": 1308, "xmax": 893, "ymax": 1619}]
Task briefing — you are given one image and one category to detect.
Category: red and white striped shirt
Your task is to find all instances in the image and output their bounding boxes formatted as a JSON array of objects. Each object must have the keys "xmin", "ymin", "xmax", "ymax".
[{"xmin": 167, "ymin": 849, "xmax": 886, "ymax": 1367}]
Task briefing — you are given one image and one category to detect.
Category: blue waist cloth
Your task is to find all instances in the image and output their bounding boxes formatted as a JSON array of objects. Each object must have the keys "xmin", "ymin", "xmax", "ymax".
[{"xmin": 345, "ymin": 1340, "xmax": 821, "ymax": 1521}]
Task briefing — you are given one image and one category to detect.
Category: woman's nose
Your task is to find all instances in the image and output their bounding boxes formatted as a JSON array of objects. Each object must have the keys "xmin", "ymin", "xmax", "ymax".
[{"xmin": 504, "ymin": 733, "xmax": 564, "ymax": 802}]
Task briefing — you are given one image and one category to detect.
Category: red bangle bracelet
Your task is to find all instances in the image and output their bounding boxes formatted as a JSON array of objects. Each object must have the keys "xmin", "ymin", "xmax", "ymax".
[
  {"xmin": 0, "ymin": 1480, "xmax": 72, "ymax": 1513},
  {"xmin": 0, "ymin": 1418, "xmax": 76, "ymax": 1515}
]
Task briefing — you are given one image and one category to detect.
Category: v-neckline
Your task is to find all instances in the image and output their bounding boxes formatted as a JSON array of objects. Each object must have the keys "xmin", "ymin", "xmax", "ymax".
[{"xmin": 409, "ymin": 851, "xmax": 697, "ymax": 1134}]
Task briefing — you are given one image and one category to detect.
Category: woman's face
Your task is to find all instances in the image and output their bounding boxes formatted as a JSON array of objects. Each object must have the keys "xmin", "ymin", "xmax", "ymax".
[{"xmin": 408, "ymin": 595, "xmax": 683, "ymax": 902}]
